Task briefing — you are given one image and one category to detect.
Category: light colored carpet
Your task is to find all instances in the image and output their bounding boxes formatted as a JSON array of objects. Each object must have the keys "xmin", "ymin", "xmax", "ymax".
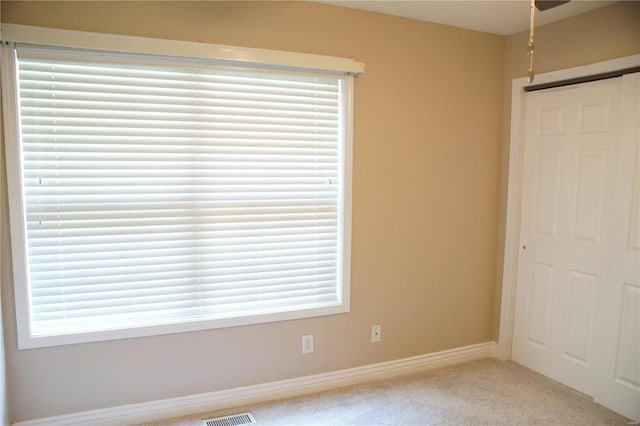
[{"xmin": 137, "ymin": 358, "xmax": 630, "ymax": 425}]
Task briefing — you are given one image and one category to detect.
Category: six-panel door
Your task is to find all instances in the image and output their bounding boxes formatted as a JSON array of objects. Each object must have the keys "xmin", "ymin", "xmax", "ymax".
[{"xmin": 512, "ymin": 73, "xmax": 639, "ymax": 421}]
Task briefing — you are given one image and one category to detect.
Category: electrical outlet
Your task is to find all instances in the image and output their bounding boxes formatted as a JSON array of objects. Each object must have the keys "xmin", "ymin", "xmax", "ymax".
[
  {"xmin": 302, "ymin": 334, "xmax": 314, "ymax": 354},
  {"xmin": 371, "ymin": 325, "xmax": 381, "ymax": 343}
]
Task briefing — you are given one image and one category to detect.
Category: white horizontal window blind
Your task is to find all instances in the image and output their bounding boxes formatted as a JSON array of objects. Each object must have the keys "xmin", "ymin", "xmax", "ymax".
[{"xmin": 5, "ymin": 44, "xmax": 351, "ymax": 346}]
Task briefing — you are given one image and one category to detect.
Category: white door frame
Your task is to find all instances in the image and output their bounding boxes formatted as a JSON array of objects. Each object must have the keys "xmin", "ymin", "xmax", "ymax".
[{"xmin": 495, "ymin": 54, "xmax": 640, "ymax": 361}]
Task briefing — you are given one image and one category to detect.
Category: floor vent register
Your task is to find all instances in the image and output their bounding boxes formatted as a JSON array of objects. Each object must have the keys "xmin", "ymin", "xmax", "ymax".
[{"xmin": 203, "ymin": 412, "xmax": 256, "ymax": 426}]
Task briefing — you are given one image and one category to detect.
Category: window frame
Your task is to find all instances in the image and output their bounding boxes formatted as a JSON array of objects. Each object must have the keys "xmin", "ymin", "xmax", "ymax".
[{"xmin": 1, "ymin": 27, "xmax": 359, "ymax": 349}]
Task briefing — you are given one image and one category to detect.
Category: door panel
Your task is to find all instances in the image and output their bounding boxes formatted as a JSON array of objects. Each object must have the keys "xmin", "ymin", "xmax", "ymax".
[
  {"xmin": 630, "ymin": 148, "xmax": 640, "ymax": 251},
  {"xmin": 563, "ymin": 271, "xmax": 596, "ymax": 363},
  {"xmin": 513, "ymin": 76, "xmax": 622, "ymax": 399},
  {"xmin": 574, "ymin": 152, "xmax": 607, "ymax": 243},
  {"xmin": 538, "ymin": 106, "xmax": 564, "ymax": 135},
  {"xmin": 615, "ymin": 283, "xmax": 639, "ymax": 389},
  {"xmin": 579, "ymin": 100, "xmax": 610, "ymax": 133},
  {"xmin": 526, "ymin": 262, "xmax": 554, "ymax": 347},
  {"xmin": 532, "ymin": 153, "xmax": 562, "ymax": 237},
  {"xmin": 593, "ymin": 73, "xmax": 640, "ymax": 421}
]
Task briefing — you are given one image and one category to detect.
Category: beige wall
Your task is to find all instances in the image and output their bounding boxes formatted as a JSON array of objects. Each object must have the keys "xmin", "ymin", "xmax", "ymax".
[
  {"xmin": 2, "ymin": 1, "xmax": 639, "ymax": 423},
  {"xmin": 5, "ymin": 1, "xmax": 637, "ymax": 423},
  {"xmin": 506, "ymin": 1, "xmax": 640, "ymax": 79},
  {"xmin": 1, "ymin": 1, "xmax": 504, "ymax": 422},
  {"xmin": 493, "ymin": 1, "xmax": 640, "ymax": 339}
]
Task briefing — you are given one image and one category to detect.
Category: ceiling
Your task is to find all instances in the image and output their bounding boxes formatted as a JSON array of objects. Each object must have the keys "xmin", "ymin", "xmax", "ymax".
[{"xmin": 316, "ymin": 1, "xmax": 614, "ymax": 36}]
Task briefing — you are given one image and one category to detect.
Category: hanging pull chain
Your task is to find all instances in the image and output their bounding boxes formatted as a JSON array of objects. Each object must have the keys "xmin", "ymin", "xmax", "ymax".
[{"xmin": 527, "ymin": 0, "xmax": 536, "ymax": 83}]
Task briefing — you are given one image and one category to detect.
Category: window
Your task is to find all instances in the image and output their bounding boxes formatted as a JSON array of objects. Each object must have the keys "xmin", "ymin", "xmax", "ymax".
[{"xmin": 1, "ymin": 36, "xmax": 357, "ymax": 348}]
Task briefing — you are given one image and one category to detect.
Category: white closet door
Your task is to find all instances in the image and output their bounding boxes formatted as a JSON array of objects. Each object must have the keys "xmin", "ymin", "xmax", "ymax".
[
  {"xmin": 513, "ymin": 76, "xmax": 621, "ymax": 397},
  {"xmin": 511, "ymin": 71, "xmax": 640, "ymax": 420},
  {"xmin": 594, "ymin": 72, "xmax": 640, "ymax": 421}
]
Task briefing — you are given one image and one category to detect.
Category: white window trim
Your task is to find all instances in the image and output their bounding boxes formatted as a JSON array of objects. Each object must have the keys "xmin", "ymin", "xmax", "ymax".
[
  {"xmin": 1, "ymin": 27, "xmax": 359, "ymax": 349},
  {"xmin": 0, "ymin": 24, "xmax": 365, "ymax": 76}
]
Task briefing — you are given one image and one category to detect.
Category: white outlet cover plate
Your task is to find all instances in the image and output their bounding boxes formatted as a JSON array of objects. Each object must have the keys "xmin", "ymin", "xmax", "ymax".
[
  {"xmin": 302, "ymin": 334, "xmax": 314, "ymax": 354},
  {"xmin": 371, "ymin": 325, "xmax": 381, "ymax": 343}
]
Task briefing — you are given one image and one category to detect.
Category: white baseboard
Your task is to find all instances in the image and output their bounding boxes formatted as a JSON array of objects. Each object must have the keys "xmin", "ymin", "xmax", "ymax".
[
  {"xmin": 489, "ymin": 341, "xmax": 504, "ymax": 360},
  {"xmin": 14, "ymin": 341, "xmax": 495, "ymax": 426}
]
